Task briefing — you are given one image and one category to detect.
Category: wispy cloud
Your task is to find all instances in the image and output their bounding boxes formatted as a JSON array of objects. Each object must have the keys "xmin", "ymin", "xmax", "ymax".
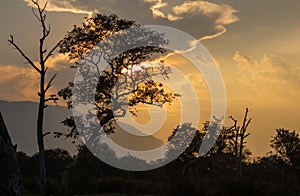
[
  {"xmin": 142, "ymin": 0, "xmax": 239, "ymax": 40},
  {"xmin": 144, "ymin": 0, "xmax": 181, "ymax": 21},
  {"xmin": 23, "ymin": 0, "xmax": 93, "ymax": 15},
  {"xmin": 22, "ymin": 0, "xmax": 239, "ymax": 41}
]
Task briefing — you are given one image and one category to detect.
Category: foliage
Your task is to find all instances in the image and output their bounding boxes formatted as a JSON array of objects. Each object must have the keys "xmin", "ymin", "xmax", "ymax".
[
  {"xmin": 59, "ymin": 14, "xmax": 136, "ymax": 60},
  {"xmin": 271, "ymin": 128, "xmax": 300, "ymax": 168},
  {"xmin": 57, "ymin": 13, "xmax": 178, "ymax": 141},
  {"xmin": 16, "ymin": 122, "xmax": 300, "ymax": 195},
  {"xmin": 166, "ymin": 123, "xmax": 204, "ymax": 163}
]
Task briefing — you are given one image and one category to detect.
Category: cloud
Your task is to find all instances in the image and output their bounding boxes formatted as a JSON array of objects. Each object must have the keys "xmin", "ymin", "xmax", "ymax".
[
  {"xmin": 233, "ymin": 51, "xmax": 258, "ymax": 72},
  {"xmin": 172, "ymin": 1, "xmax": 239, "ymax": 25},
  {"xmin": 0, "ymin": 52, "xmax": 74, "ymax": 102},
  {"xmin": 143, "ymin": 0, "xmax": 239, "ymax": 40},
  {"xmin": 46, "ymin": 54, "xmax": 72, "ymax": 71},
  {"xmin": 23, "ymin": 0, "xmax": 93, "ymax": 15},
  {"xmin": 171, "ymin": 1, "xmax": 239, "ymax": 41},
  {"xmin": 233, "ymin": 52, "xmax": 299, "ymax": 78},
  {"xmin": 144, "ymin": 0, "xmax": 181, "ymax": 21},
  {"xmin": 0, "ymin": 65, "xmax": 39, "ymax": 101},
  {"xmin": 0, "ymin": 64, "xmax": 59, "ymax": 102},
  {"xmin": 21, "ymin": 0, "xmax": 239, "ymax": 41},
  {"xmin": 231, "ymin": 51, "xmax": 300, "ymax": 105}
]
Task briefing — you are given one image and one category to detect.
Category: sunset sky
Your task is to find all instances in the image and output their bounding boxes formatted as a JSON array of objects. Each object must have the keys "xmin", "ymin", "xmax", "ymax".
[{"xmin": 0, "ymin": 0, "xmax": 300, "ymax": 157}]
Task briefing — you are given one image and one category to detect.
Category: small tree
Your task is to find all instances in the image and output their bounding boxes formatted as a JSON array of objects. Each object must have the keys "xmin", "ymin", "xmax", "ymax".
[
  {"xmin": 271, "ymin": 128, "xmax": 300, "ymax": 169},
  {"xmin": 171, "ymin": 121, "xmax": 235, "ymax": 173},
  {"xmin": 8, "ymin": 1, "xmax": 61, "ymax": 194},
  {"xmin": 229, "ymin": 108, "xmax": 252, "ymax": 176},
  {"xmin": 166, "ymin": 123, "xmax": 204, "ymax": 164}
]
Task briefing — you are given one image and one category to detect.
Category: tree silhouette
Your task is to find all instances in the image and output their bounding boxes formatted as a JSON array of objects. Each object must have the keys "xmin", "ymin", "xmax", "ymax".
[
  {"xmin": 203, "ymin": 121, "xmax": 235, "ymax": 156},
  {"xmin": 8, "ymin": 1, "xmax": 61, "ymax": 194},
  {"xmin": 168, "ymin": 121, "xmax": 236, "ymax": 174},
  {"xmin": 271, "ymin": 128, "xmax": 300, "ymax": 169},
  {"xmin": 229, "ymin": 108, "xmax": 252, "ymax": 176},
  {"xmin": 58, "ymin": 13, "xmax": 177, "ymax": 137},
  {"xmin": 169, "ymin": 110, "xmax": 252, "ymax": 175},
  {"xmin": 166, "ymin": 123, "xmax": 204, "ymax": 165},
  {"xmin": 57, "ymin": 13, "xmax": 179, "ymax": 191}
]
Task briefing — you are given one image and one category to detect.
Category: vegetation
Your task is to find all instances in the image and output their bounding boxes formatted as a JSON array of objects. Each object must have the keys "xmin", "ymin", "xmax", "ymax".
[{"xmin": 15, "ymin": 122, "xmax": 300, "ymax": 195}]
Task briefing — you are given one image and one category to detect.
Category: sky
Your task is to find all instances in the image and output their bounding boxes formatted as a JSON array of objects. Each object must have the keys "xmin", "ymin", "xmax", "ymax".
[{"xmin": 0, "ymin": 0, "xmax": 300, "ymax": 157}]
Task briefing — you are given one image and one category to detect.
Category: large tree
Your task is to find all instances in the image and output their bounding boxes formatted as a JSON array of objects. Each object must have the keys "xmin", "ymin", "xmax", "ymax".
[
  {"xmin": 8, "ymin": 1, "xmax": 61, "ymax": 194},
  {"xmin": 57, "ymin": 13, "xmax": 179, "ymax": 191},
  {"xmin": 58, "ymin": 13, "xmax": 177, "ymax": 137}
]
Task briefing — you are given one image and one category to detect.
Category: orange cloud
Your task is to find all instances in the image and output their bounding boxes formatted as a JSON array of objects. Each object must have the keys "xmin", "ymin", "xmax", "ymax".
[
  {"xmin": 0, "ymin": 65, "xmax": 59, "ymax": 102},
  {"xmin": 231, "ymin": 51, "xmax": 300, "ymax": 107},
  {"xmin": 46, "ymin": 54, "xmax": 72, "ymax": 71},
  {"xmin": 0, "ymin": 65, "xmax": 39, "ymax": 101},
  {"xmin": 144, "ymin": 0, "xmax": 181, "ymax": 21},
  {"xmin": 23, "ymin": 0, "xmax": 93, "ymax": 16},
  {"xmin": 143, "ymin": 0, "xmax": 239, "ymax": 41},
  {"xmin": 173, "ymin": 1, "xmax": 239, "ymax": 25}
]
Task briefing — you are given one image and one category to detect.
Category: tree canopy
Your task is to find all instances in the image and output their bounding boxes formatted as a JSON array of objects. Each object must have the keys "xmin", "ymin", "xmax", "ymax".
[{"xmin": 271, "ymin": 128, "xmax": 300, "ymax": 168}]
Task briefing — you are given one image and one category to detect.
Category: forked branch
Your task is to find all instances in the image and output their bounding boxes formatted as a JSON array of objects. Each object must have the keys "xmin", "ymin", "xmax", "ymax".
[{"xmin": 8, "ymin": 35, "xmax": 41, "ymax": 73}]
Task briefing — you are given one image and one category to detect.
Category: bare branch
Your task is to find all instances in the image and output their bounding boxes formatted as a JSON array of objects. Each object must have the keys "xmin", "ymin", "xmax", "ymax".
[
  {"xmin": 244, "ymin": 133, "xmax": 250, "ymax": 138},
  {"xmin": 241, "ymin": 108, "xmax": 249, "ymax": 132},
  {"xmin": 32, "ymin": 7, "xmax": 41, "ymax": 22},
  {"xmin": 44, "ymin": 40, "xmax": 63, "ymax": 62},
  {"xmin": 32, "ymin": 0, "xmax": 50, "ymax": 40},
  {"xmin": 43, "ymin": 131, "xmax": 51, "ymax": 138},
  {"xmin": 45, "ymin": 73, "xmax": 57, "ymax": 92},
  {"xmin": 41, "ymin": 2, "xmax": 48, "ymax": 13},
  {"xmin": 45, "ymin": 97, "xmax": 59, "ymax": 103},
  {"xmin": 244, "ymin": 118, "xmax": 252, "ymax": 132},
  {"xmin": 8, "ymin": 35, "xmax": 41, "ymax": 73}
]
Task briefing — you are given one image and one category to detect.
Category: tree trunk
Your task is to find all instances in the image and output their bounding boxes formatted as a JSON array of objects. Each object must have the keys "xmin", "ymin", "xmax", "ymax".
[
  {"xmin": 37, "ymin": 69, "xmax": 47, "ymax": 195},
  {"xmin": 61, "ymin": 149, "xmax": 84, "ymax": 195},
  {"xmin": 0, "ymin": 112, "xmax": 23, "ymax": 196}
]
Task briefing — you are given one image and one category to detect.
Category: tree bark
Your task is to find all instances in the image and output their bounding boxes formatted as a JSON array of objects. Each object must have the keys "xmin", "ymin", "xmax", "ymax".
[
  {"xmin": 0, "ymin": 112, "xmax": 23, "ymax": 196},
  {"xmin": 37, "ymin": 70, "xmax": 47, "ymax": 195}
]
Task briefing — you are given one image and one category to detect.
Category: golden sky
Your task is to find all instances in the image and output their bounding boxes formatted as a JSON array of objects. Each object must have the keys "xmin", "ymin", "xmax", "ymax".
[{"xmin": 0, "ymin": 0, "xmax": 300, "ymax": 157}]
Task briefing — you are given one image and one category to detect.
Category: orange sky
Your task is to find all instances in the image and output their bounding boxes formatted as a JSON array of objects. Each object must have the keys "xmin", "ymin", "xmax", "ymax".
[{"xmin": 0, "ymin": 0, "xmax": 300, "ymax": 157}]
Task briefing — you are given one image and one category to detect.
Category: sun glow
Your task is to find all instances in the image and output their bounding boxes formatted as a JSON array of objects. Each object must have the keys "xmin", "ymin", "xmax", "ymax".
[{"xmin": 120, "ymin": 61, "xmax": 155, "ymax": 75}]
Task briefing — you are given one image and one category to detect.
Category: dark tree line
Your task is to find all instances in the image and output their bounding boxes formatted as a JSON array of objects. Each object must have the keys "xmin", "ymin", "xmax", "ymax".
[{"xmin": 12, "ymin": 118, "xmax": 300, "ymax": 195}]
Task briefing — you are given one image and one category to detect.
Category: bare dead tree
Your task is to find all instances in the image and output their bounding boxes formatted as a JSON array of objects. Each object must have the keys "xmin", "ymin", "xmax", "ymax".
[
  {"xmin": 8, "ymin": 1, "xmax": 61, "ymax": 195},
  {"xmin": 229, "ymin": 108, "xmax": 251, "ymax": 176}
]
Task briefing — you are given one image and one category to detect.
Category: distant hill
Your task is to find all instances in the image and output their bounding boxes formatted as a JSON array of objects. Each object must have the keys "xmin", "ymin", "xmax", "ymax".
[
  {"xmin": 0, "ymin": 100, "xmax": 75, "ymax": 155},
  {"xmin": 0, "ymin": 100, "xmax": 165, "ymax": 159}
]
